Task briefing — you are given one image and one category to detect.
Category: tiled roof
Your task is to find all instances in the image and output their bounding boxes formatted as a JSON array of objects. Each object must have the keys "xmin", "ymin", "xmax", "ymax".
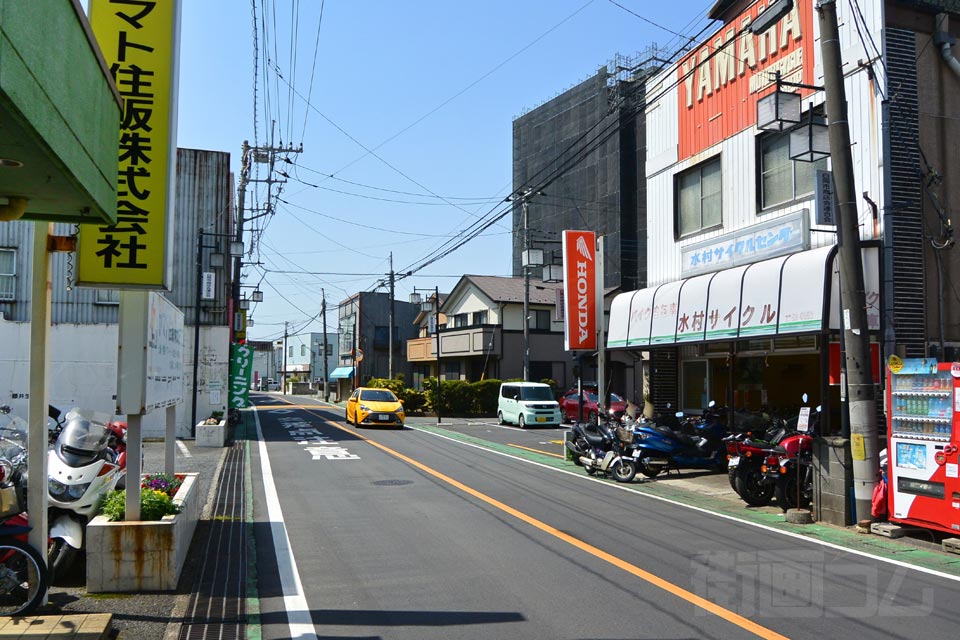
[{"xmin": 464, "ymin": 275, "xmax": 563, "ymax": 305}]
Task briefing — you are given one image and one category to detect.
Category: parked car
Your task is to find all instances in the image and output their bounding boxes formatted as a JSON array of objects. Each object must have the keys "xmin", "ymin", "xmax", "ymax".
[
  {"xmin": 345, "ymin": 387, "xmax": 405, "ymax": 428},
  {"xmin": 497, "ymin": 382, "xmax": 561, "ymax": 428},
  {"xmin": 559, "ymin": 390, "xmax": 628, "ymax": 423}
]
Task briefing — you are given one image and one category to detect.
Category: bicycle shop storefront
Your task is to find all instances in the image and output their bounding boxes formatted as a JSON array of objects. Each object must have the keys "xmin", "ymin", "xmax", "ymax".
[{"xmin": 606, "ymin": 244, "xmax": 881, "ymax": 436}]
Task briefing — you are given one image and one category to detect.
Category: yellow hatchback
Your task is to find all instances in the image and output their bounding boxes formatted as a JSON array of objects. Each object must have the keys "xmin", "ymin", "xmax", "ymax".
[{"xmin": 345, "ymin": 387, "xmax": 405, "ymax": 428}]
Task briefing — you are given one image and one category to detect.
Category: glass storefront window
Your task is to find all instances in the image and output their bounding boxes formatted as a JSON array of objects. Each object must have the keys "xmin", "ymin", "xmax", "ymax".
[{"xmin": 681, "ymin": 360, "xmax": 709, "ymax": 413}]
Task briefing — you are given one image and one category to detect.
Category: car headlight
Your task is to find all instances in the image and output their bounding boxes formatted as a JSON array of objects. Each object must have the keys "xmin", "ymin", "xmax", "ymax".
[
  {"xmin": 359, "ymin": 404, "xmax": 372, "ymax": 412},
  {"xmin": 48, "ymin": 478, "xmax": 67, "ymax": 497}
]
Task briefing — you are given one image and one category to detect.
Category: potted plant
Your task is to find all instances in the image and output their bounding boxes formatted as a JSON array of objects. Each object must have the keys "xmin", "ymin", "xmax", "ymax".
[
  {"xmin": 85, "ymin": 472, "xmax": 200, "ymax": 593},
  {"xmin": 196, "ymin": 411, "xmax": 226, "ymax": 447}
]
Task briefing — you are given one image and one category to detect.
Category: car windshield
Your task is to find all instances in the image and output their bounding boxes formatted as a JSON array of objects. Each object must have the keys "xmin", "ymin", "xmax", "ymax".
[
  {"xmin": 360, "ymin": 389, "xmax": 398, "ymax": 403},
  {"xmin": 521, "ymin": 387, "xmax": 554, "ymax": 401}
]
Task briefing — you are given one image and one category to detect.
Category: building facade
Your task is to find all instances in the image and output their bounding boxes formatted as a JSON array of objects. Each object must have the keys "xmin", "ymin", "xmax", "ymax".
[
  {"xmin": 337, "ymin": 292, "xmax": 420, "ymax": 389},
  {"xmin": 0, "ymin": 148, "xmax": 234, "ymax": 437}
]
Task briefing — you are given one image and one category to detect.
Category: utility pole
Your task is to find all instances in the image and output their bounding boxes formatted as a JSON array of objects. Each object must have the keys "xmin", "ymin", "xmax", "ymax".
[
  {"xmin": 282, "ymin": 321, "xmax": 289, "ymax": 396},
  {"xmin": 322, "ymin": 289, "xmax": 329, "ymax": 402},
  {"xmin": 522, "ymin": 197, "xmax": 531, "ymax": 382},
  {"xmin": 435, "ymin": 285, "xmax": 441, "ymax": 425},
  {"xmin": 191, "ymin": 229, "xmax": 204, "ymax": 437},
  {"xmin": 389, "ymin": 252, "xmax": 395, "ymax": 379},
  {"xmin": 818, "ymin": 0, "xmax": 877, "ymax": 521}
]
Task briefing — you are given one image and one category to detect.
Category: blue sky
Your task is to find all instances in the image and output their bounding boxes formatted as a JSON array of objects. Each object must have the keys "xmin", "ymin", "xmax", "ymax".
[{"xmin": 170, "ymin": 0, "xmax": 717, "ymax": 342}]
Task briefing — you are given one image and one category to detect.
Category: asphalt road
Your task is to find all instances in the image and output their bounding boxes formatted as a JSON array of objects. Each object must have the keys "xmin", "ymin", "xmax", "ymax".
[{"xmin": 247, "ymin": 395, "xmax": 960, "ymax": 640}]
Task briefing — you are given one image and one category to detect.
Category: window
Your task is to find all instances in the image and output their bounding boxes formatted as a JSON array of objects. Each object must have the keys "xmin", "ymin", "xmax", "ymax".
[
  {"xmin": 472, "ymin": 310, "xmax": 488, "ymax": 325},
  {"xmin": 453, "ymin": 313, "xmax": 468, "ymax": 328},
  {"xmin": 0, "ymin": 249, "xmax": 15, "ymax": 301},
  {"xmin": 325, "ymin": 343, "xmax": 333, "ymax": 356},
  {"xmin": 300, "ymin": 345, "xmax": 307, "ymax": 357},
  {"xmin": 529, "ymin": 310, "xmax": 551, "ymax": 330},
  {"xmin": 95, "ymin": 289, "xmax": 120, "ymax": 305},
  {"xmin": 288, "ymin": 346, "xmax": 294, "ymax": 357},
  {"xmin": 759, "ymin": 131, "xmax": 827, "ymax": 210},
  {"xmin": 677, "ymin": 157, "xmax": 722, "ymax": 237}
]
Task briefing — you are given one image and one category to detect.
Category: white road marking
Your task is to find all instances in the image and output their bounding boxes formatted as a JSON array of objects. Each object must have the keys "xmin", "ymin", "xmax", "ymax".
[
  {"xmin": 253, "ymin": 408, "xmax": 318, "ymax": 639},
  {"xmin": 176, "ymin": 439, "xmax": 192, "ymax": 458}
]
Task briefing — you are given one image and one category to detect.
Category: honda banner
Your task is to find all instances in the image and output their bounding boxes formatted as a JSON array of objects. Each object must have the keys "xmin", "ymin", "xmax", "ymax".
[{"xmin": 562, "ymin": 230, "xmax": 597, "ymax": 351}]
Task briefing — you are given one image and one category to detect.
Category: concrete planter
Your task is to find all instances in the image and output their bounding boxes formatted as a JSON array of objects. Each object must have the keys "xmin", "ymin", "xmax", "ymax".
[
  {"xmin": 196, "ymin": 419, "xmax": 226, "ymax": 447},
  {"xmin": 85, "ymin": 472, "xmax": 201, "ymax": 593}
]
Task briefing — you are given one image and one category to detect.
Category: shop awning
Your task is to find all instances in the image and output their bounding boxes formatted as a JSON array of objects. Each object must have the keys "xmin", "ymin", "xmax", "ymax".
[
  {"xmin": 607, "ymin": 245, "xmax": 879, "ymax": 349},
  {"xmin": 329, "ymin": 366, "xmax": 355, "ymax": 379}
]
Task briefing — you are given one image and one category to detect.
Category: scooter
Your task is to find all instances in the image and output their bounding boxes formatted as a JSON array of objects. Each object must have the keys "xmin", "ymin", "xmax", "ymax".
[
  {"xmin": 47, "ymin": 409, "xmax": 126, "ymax": 578},
  {"xmin": 564, "ymin": 418, "xmax": 637, "ymax": 483},
  {"xmin": 631, "ymin": 401, "xmax": 727, "ymax": 477}
]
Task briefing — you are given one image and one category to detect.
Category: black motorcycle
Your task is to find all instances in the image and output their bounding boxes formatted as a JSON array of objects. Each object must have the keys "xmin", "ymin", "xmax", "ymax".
[{"xmin": 565, "ymin": 419, "xmax": 637, "ymax": 483}]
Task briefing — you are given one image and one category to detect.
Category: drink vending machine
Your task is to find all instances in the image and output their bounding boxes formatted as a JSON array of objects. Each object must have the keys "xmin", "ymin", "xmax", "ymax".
[{"xmin": 887, "ymin": 358, "xmax": 960, "ymax": 533}]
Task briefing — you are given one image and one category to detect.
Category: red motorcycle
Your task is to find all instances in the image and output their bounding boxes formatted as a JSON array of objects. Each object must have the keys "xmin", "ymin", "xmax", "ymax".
[
  {"xmin": 760, "ymin": 404, "xmax": 820, "ymax": 511},
  {"xmin": 725, "ymin": 423, "xmax": 789, "ymax": 507}
]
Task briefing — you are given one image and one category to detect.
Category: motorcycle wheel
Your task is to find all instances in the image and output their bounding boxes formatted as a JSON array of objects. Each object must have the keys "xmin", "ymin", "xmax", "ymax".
[
  {"xmin": 583, "ymin": 462, "xmax": 598, "ymax": 476},
  {"xmin": 774, "ymin": 470, "xmax": 811, "ymax": 511},
  {"xmin": 637, "ymin": 461, "xmax": 662, "ymax": 478},
  {"xmin": 734, "ymin": 467, "xmax": 775, "ymax": 507},
  {"xmin": 610, "ymin": 458, "xmax": 637, "ymax": 483},
  {"xmin": 728, "ymin": 467, "xmax": 739, "ymax": 494},
  {"xmin": 0, "ymin": 540, "xmax": 48, "ymax": 616},
  {"xmin": 47, "ymin": 538, "xmax": 78, "ymax": 583}
]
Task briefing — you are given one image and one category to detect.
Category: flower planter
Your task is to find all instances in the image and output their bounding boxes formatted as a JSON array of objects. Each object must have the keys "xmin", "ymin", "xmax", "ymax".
[
  {"xmin": 196, "ymin": 419, "xmax": 226, "ymax": 447},
  {"xmin": 85, "ymin": 472, "xmax": 200, "ymax": 593}
]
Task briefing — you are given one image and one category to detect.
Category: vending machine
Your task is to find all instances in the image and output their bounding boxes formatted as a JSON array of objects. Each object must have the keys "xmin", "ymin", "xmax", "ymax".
[{"xmin": 887, "ymin": 358, "xmax": 960, "ymax": 533}]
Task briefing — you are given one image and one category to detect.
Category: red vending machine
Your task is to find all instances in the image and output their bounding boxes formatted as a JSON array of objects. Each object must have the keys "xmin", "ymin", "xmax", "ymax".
[{"xmin": 887, "ymin": 358, "xmax": 960, "ymax": 533}]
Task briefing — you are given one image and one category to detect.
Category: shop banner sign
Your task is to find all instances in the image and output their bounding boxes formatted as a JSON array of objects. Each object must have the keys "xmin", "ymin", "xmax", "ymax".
[
  {"xmin": 681, "ymin": 211, "xmax": 809, "ymax": 277},
  {"xmin": 229, "ymin": 344, "xmax": 253, "ymax": 409},
  {"xmin": 78, "ymin": 0, "xmax": 181, "ymax": 289},
  {"xmin": 562, "ymin": 230, "xmax": 597, "ymax": 351}
]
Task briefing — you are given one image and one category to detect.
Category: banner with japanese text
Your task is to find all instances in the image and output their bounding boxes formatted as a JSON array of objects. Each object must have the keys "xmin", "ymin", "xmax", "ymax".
[
  {"xmin": 229, "ymin": 343, "xmax": 253, "ymax": 409},
  {"xmin": 78, "ymin": 0, "xmax": 181, "ymax": 288}
]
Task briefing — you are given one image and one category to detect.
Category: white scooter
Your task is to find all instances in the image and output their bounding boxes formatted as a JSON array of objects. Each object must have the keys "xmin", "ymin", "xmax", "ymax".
[{"xmin": 47, "ymin": 409, "xmax": 126, "ymax": 578}]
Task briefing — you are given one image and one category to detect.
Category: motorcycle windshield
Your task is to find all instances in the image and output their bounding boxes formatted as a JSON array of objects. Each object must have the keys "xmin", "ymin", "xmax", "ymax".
[{"xmin": 58, "ymin": 411, "xmax": 111, "ymax": 454}]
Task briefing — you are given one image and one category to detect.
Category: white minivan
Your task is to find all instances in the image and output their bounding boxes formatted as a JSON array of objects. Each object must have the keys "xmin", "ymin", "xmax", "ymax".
[{"xmin": 497, "ymin": 382, "xmax": 561, "ymax": 428}]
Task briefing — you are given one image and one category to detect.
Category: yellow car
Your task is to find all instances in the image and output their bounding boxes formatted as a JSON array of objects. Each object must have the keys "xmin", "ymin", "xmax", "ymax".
[{"xmin": 345, "ymin": 387, "xmax": 405, "ymax": 428}]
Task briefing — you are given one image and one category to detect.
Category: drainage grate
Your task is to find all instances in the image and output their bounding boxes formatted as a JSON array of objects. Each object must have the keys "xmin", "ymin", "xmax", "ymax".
[
  {"xmin": 178, "ymin": 440, "xmax": 248, "ymax": 640},
  {"xmin": 372, "ymin": 479, "xmax": 413, "ymax": 487}
]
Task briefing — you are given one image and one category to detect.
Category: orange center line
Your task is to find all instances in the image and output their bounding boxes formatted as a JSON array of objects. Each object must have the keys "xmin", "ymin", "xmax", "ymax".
[{"xmin": 289, "ymin": 406, "xmax": 789, "ymax": 640}]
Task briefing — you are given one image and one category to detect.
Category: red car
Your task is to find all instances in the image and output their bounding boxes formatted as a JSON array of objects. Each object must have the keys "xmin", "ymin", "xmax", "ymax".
[{"xmin": 559, "ymin": 390, "xmax": 628, "ymax": 423}]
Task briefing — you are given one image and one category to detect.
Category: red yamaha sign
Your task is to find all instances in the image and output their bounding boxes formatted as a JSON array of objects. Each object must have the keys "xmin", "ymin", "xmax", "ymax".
[{"xmin": 562, "ymin": 230, "xmax": 597, "ymax": 351}]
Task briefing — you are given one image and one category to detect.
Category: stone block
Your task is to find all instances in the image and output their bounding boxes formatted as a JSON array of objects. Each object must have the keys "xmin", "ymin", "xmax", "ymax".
[
  {"xmin": 942, "ymin": 538, "xmax": 960, "ymax": 555},
  {"xmin": 870, "ymin": 522, "xmax": 905, "ymax": 538}
]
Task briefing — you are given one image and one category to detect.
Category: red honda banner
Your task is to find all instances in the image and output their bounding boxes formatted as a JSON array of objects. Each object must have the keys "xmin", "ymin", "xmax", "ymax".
[{"xmin": 562, "ymin": 230, "xmax": 597, "ymax": 351}]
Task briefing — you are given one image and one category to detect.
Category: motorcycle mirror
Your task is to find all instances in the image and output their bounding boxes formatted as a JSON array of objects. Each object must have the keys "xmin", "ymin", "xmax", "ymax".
[
  {"xmin": 48, "ymin": 405, "xmax": 62, "ymax": 421},
  {"xmin": 0, "ymin": 404, "xmax": 10, "ymax": 415},
  {"xmin": 802, "ymin": 393, "xmax": 809, "ymax": 404},
  {"xmin": 708, "ymin": 400, "xmax": 716, "ymax": 408},
  {"xmin": 666, "ymin": 402, "xmax": 672, "ymax": 409},
  {"xmin": 816, "ymin": 405, "xmax": 822, "ymax": 412},
  {"xmin": 675, "ymin": 411, "xmax": 684, "ymax": 418}
]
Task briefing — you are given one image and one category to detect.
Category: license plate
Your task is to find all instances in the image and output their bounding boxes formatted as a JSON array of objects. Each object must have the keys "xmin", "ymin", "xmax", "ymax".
[
  {"xmin": 537, "ymin": 416, "xmax": 548, "ymax": 422},
  {"xmin": 378, "ymin": 414, "xmax": 390, "ymax": 421},
  {"xmin": 728, "ymin": 456, "xmax": 739, "ymax": 468}
]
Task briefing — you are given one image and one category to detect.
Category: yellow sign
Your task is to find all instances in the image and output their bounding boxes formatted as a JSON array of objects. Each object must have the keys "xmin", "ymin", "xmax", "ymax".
[
  {"xmin": 77, "ymin": 0, "xmax": 180, "ymax": 289},
  {"xmin": 887, "ymin": 355, "xmax": 904, "ymax": 373},
  {"xmin": 850, "ymin": 433, "xmax": 866, "ymax": 461}
]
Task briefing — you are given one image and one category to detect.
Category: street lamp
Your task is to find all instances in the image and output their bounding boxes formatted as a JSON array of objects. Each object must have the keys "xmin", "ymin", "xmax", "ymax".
[
  {"xmin": 414, "ymin": 286, "xmax": 442, "ymax": 425},
  {"xmin": 192, "ymin": 229, "xmax": 232, "ymax": 436}
]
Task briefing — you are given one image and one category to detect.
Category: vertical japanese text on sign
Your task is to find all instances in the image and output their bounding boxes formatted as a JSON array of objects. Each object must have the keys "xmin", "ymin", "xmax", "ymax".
[{"xmin": 77, "ymin": 0, "xmax": 180, "ymax": 288}]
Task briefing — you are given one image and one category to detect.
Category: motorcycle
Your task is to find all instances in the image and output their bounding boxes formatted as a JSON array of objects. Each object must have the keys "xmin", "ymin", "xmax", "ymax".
[
  {"xmin": 47, "ymin": 408, "xmax": 127, "ymax": 578},
  {"xmin": 565, "ymin": 418, "xmax": 637, "ymax": 483},
  {"xmin": 760, "ymin": 401, "xmax": 820, "ymax": 511},
  {"xmin": 630, "ymin": 401, "xmax": 727, "ymax": 478},
  {"xmin": 0, "ymin": 404, "xmax": 50, "ymax": 615},
  {"xmin": 725, "ymin": 420, "xmax": 789, "ymax": 507}
]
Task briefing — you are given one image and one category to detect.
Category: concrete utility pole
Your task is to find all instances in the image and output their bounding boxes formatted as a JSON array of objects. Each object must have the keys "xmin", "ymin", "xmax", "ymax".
[
  {"xmin": 522, "ymin": 196, "xmax": 531, "ymax": 381},
  {"xmin": 322, "ymin": 289, "xmax": 329, "ymax": 401},
  {"xmin": 283, "ymin": 321, "xmax": 289, "ymax": 395},
  {"xmin": 389, "ymin": 252, "xmax": 395, "ymax": 379},
  {"xmin": 818, "ymin": 0, "xmax": 878, "ymax": 521}
]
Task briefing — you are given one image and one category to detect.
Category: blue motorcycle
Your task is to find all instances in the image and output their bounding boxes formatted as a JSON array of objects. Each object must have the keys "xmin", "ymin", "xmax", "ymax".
[{"xmin": 630, "ymin": 402, "xmax": 727, "ymax": 478}]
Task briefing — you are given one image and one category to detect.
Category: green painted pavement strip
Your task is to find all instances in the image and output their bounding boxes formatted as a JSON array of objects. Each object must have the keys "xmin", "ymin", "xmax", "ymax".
[
  {"xmin": 411, "ymin": 421, "xmax": 960, "ymax": 577},
  {"xmin": 239, "ymin": 411, "xmax": 262, "ymax": 640}
]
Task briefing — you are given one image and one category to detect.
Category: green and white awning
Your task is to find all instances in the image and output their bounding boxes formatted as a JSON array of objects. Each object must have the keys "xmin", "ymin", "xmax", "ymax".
[{"xmin": 607, "ymin": 245, "xmax": 879, "ymax": 349}]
